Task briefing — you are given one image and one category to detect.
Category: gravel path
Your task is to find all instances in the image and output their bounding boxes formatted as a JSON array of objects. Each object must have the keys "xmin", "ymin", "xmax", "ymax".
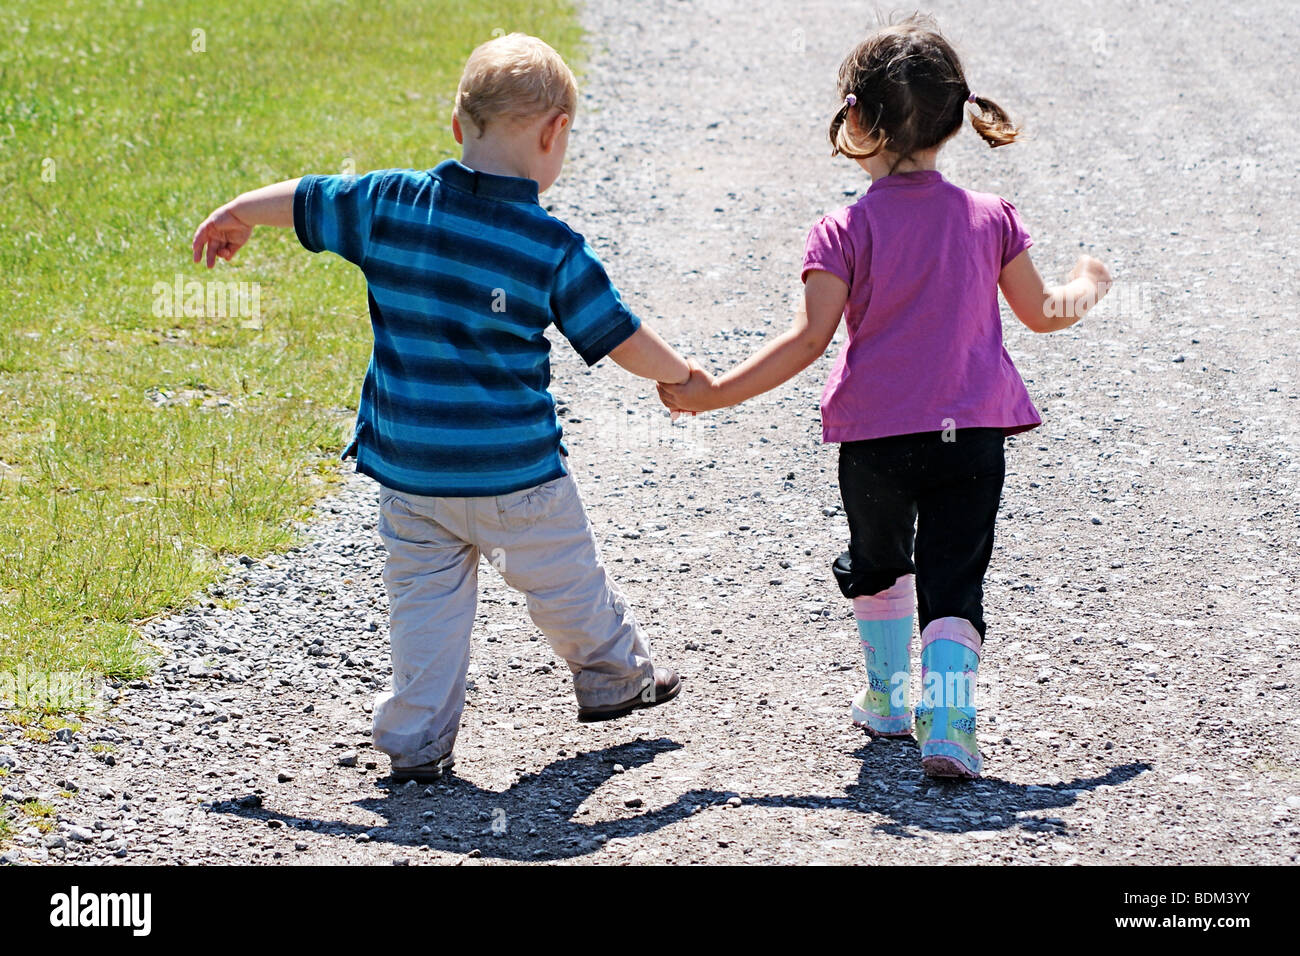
[{"xmin": 3, "ymin": 0, "xmax": 1298, "ymax": 865}]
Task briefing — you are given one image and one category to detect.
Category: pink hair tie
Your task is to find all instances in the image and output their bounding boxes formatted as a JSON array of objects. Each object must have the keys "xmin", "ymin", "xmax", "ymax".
[
  {"xmin": 967, "ymin": 92, "xmax": 978, "ymax": 104},
  {"xmin": 844, "ymin": 93, "xmax": 857, "ymax": 107}
]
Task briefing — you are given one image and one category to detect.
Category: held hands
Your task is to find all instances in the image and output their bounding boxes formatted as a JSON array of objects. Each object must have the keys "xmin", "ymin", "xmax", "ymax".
[
  {"xmin": 192, "ymin": 204, "xmax": 254, "ymax": 268},
  {"xmin": 658, "ymin": 358, "xmax": 720, "ymax": 416}
]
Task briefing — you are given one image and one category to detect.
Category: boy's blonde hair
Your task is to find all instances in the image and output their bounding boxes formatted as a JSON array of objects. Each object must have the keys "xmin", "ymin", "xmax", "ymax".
[{"xmin": 455, "ymin": 33, "xmax": 578, "ymax": 136}]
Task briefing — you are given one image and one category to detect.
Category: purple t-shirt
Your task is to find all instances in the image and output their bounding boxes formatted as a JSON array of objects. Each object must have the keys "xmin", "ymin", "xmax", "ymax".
[{"xmin": 802, "ymin": 169, "xmax": 1042, "ymax": 443}]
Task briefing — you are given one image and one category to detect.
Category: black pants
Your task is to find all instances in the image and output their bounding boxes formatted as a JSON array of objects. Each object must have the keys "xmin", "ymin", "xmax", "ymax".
[{"xmin": 833, "ymin": 428, "xmax": 1005, "ymax": 641}]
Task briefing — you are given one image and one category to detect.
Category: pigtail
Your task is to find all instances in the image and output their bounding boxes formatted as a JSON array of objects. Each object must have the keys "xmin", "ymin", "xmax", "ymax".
[
  {"xmin": 829, "ymin": 97, "xmax": 887, "ymax": 159},
  {"xmin": 828, "ymin": 101, "xmax": 853, "ymax": 157},
  {"xmin": 968, "ymin": 94, "xmax": 1021, "ymax": 148}
]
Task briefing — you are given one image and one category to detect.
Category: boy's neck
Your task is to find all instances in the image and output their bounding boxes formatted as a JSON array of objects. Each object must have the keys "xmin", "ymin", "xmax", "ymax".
[
  {"xmin": 460, "ymin": 129, "xmax": 537, "ymax": 181},
  {"xmin": 459, "ymin": 149, "xmax": 531, "ymax": 180}
]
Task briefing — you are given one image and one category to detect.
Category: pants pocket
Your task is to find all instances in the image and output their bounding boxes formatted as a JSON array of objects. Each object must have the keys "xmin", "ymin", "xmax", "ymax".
[
  {"xmin": 495, "ymin": 476, "xmax": 566, "ymax": 532},
  {"xmin": 379, "ymin": 489, "xmax": 432, "ymax": 544}
]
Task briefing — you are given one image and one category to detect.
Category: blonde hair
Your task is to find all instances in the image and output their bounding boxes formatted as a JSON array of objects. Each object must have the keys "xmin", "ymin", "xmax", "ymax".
[{"xmin": 455, "ymin": 33, "xmax": 578, "ymax": 136}]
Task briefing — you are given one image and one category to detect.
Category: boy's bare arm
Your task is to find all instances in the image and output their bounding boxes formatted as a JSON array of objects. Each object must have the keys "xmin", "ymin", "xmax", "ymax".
[
  {"xmin": 607, "ymin": 324, "xmax": 691, "ymax": 385},
  {"xmin": 192, "ymin": 178, "xmax": 301, "ymax": 268},
  {"xmin": 999, "ymin": 251, "xmax": 1112, "ymax": 333}
]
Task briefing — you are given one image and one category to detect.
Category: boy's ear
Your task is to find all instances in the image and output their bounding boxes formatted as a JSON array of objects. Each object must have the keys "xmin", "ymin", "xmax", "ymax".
[
  {"xmin": 452, "ymin": 112, "xmax": 465, "ymax": 145},
  {"xmin": 539, "ymin": 111, "xmax": 569, "ymax": 153}
]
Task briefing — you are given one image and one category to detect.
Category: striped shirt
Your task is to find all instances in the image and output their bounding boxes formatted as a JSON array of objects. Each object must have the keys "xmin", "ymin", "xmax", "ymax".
[{"xmin": 293, "ymin": 159, "xmax": 641, "ymax": 496}]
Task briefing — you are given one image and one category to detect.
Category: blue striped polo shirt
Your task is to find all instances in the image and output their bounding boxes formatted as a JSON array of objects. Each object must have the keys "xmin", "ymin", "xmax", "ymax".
[{"xmin": 293, "ymin": 159, "xmax": 641, "ymax": 496}]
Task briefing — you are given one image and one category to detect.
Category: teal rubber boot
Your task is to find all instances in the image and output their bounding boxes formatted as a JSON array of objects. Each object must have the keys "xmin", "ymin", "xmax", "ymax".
[
  {"xmin": 915, "ymin": 617, "xmax": 983, "ymax": 778},
  {"xmin": 849, "ymin": 574, "xmax": 914, "ymax": 737}
]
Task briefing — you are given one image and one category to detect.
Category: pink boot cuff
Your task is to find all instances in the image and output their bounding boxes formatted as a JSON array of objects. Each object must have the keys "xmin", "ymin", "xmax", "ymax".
[
  {"xmin": 920, "ymin": 616, "xmax": 982, "ymax": 656},
  {"xmin": 853, "ymin": 574, "xmax": 915, "ymax": 621}
]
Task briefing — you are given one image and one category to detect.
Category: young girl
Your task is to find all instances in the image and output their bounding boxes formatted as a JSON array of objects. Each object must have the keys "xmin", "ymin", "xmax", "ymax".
[{"xmin": 660, "ymin": 15, "xmax": 1111, "ymax": 779}]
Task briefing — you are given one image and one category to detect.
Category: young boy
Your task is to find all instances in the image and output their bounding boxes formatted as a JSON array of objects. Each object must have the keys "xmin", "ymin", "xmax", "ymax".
[{"xmin": 192, "ymin": 33, "xmax": 688, "ymax": 783}]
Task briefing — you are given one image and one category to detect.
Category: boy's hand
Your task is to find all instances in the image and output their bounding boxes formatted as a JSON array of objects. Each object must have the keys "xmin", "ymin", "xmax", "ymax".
[
  {"xmin": 192, "ymin": 204, "xmax": 255, "ymax": 268},
  {"xmin": 658, "ymin": 359, "xmax": 720, "ymax": 413}
]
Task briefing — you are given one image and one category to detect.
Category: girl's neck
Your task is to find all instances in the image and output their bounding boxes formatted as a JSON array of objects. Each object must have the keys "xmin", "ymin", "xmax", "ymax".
[{"xmin": 860, "ymin": 146, "xmax": 941, "ymax": 181}]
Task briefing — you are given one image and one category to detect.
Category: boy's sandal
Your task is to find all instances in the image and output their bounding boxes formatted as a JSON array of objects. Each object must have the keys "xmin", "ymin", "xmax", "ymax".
[
  {"xmin": 389, "ymin": 752, "xmax": 455, "ymax": 784},
  {"xmin": 577, "ymin": 667, "xmax": 680, "ymax": 722}
]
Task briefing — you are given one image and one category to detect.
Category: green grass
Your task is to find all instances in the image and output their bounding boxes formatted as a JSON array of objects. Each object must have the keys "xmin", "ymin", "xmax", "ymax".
[
  {"xmin": 18, "ymin": 799, "xmax": 56, "ymax": 834},
  {"xmin": 0, "ymin": 2, "xmax": 583, "ymax": 695},
  {"xmin": 9, "ymin": 713, "xmax": 80, "ymax": 743}
]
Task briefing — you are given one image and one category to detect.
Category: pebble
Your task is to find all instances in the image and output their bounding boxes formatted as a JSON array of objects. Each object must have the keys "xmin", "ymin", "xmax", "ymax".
[{"xmin": 161, "ymin": 808, "xmax": 189, "ymax": 826}]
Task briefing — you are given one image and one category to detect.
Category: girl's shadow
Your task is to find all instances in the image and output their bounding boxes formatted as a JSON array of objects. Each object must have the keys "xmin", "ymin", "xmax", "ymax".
[
  {"xmin": 738, "ymin": 738, "xmax": 1151, "ymax": 840},
  {"xmin": 208, "ymin": 736, "xmax": 1150, "ymax": 859}
]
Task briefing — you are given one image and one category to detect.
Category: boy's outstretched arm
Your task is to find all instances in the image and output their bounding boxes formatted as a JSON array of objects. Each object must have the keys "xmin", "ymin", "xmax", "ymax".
[
  {"xmin": 999, "ymin": 251, "xmax": 1111, "ymax": 333},
  {"xmin": 608, "ymin": 324, "xmax": 692, "ymax": 385},
  {"xmin": 192, "ymin": 178, "xmax": 301, "ymax": 268},
  {"xmin": 658, "ymin": 269, "xmax": 847, "ymax": 412}
]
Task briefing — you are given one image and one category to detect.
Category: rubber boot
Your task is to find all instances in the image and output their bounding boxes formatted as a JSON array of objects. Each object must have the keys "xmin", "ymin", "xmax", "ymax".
[
  {"xmin": 849, "ymin": 574, "xmax": 914, "ymax": 738},
  {"xmin": 915, "ymin": 616, "xmax": 983, "ymax": 778}
]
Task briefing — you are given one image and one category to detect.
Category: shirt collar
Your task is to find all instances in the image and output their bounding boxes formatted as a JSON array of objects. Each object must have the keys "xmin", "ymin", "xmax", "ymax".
[
  {"xmin": 867, "ymin": 169, "xmax": 945, "ymax": 192},
  {"xmin": 432, "ymin": 158, "xmax": 540, "ymax": 204}
]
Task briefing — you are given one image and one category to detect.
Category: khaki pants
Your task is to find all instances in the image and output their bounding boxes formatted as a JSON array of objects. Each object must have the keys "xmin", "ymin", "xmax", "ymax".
[{"xmin": 372, "ymin": 469, "xmax": 655, "ymax": 767}]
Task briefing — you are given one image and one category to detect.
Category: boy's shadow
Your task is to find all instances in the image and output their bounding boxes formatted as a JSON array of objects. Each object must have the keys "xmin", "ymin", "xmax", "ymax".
[
  {"xmin": 210, "ymin": 738, "xmax": 731, "ymax": 862},
  {"xmin": 208, "ymin": 737, "xmax": 1151, "ymax": 859}
]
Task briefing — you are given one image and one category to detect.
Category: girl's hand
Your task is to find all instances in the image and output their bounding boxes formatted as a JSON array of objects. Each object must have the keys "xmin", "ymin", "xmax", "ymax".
[
  {"xmin": 192, "ymin": 204, "xmax": 255, "ymax": 268},
  {"xmin": 1070, "ymin": 254, "xmax": 1113, "ymax": 301},
  {"xmin": 658, "ymin": 359, "xmax": 720, "ymax": 413}
]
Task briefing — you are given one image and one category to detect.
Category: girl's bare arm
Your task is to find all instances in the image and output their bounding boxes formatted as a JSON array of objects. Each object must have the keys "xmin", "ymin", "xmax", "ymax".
[
  {"xmin": 999, "ymin": 250, "xmax": 1112, "ymax": 333},
  {"xmin": 659, "ymin": 270, "xmax": 848, "ymax": 412}
]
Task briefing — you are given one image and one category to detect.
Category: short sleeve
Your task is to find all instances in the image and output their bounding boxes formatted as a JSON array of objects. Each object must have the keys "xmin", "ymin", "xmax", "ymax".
[
  {"xmin": 293, "ymin": 171, "xmax": 389, "ymax": 267},
  {"xmin": 550, "ymin": 238, "xmax": 641, "ymax": 366},
  {"xmin": 801, "ymin": 214, "xmax": 854, "ymax": 286},
  {"xmin": 999, "ymin": 197, "xmax": 1033, "ymax": 267}
]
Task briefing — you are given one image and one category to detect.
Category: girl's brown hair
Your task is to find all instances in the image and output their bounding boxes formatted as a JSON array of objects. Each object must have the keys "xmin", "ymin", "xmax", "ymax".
[{"xmin": 828, "ymin": 14, "xmax": 1020, "ymax": 171}]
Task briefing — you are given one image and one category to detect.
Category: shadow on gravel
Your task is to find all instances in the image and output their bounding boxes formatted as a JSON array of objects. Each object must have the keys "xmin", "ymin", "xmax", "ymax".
[
  {"xmin": 208, "ymin": 738, "xmax": 1152, "ymax": 859},
  {"xmin": 733, "ymin": 741, "xmax": 1153, "ymax": 840},
  {"xmin": 209, "ymin": 737, "xmax": 733, "ymax": 862}
]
